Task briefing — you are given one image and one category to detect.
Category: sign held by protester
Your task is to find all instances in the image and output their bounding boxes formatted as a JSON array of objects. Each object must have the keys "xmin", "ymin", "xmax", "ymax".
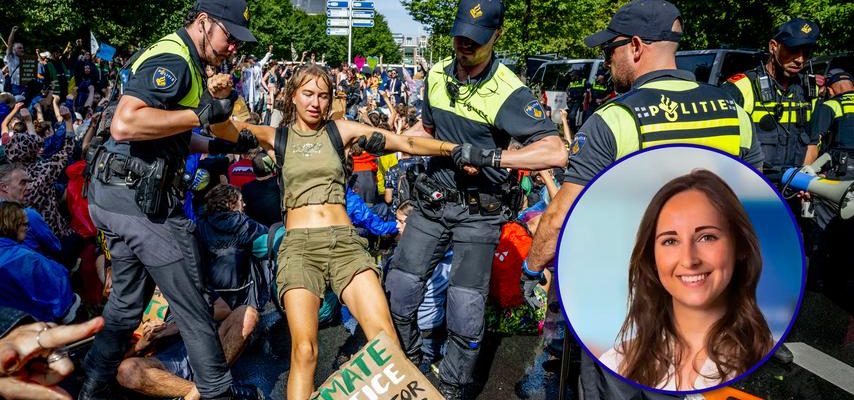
[
  {"xmin": 132, "ymin": 288, "xmax": 168, "ymax": 337},
  {"xmin": 311, "ymin": 332, "xmax": 442, "ymax": 400}
]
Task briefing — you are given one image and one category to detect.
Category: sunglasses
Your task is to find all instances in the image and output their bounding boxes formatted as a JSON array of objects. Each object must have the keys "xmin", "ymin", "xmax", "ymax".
[
  {"xmin": 601, "ymin": 38, "xmax": 652, "ymax": 63},
  {"xmin": 211, "ymin": 18, "xmax": 244, "ymax": 49}
]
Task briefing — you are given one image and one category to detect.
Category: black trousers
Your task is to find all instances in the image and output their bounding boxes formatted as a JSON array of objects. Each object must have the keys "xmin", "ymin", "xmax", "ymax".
[
  {"xmin": 83, "ymin": 181, "xmax": 232, "ymax": 397},
  {"xmin": 385, "ymin": 201, "xmax": 505, "ymax": 386}
]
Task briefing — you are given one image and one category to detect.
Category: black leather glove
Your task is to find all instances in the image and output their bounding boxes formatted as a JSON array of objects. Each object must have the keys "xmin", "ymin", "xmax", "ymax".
[
  {"xmin": 208, "ymin": 129, "xmax": 259, "ymax": 154},
  {"xmin": 355, "ymin": 131, "xmax": 386, "ymax": 155},
  {"xmin": 195, "ymin": 90, "xmax": 236, "ymax": 127},
  {"xmin": 520, "ymin": 260, "xmax": 546, "ymax": 309},
  {"xmin": 452, "ymin": 143, "xmax": 502, "ymax": 169}
]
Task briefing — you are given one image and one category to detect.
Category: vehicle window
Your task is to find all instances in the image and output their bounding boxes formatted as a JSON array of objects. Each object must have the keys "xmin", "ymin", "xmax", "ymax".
[
  {"xmin": 676, "ymin": 54, "xmax": 716, "ymax": 84},
  {"xmin": 530, "ymin": 65, "xmax": 545, "ymax": 88},
  {"xmin": 542, "ymin": 63, "xmax": 572, "ymax": 91},
  {"xmin": 720, "ymin": 52, "xmax": 762, "ymax": 85}
]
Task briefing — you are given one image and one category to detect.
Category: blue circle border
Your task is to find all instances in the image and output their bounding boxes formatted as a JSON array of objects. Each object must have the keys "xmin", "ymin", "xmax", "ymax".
[{"xmin": 553, "ymin": 143, "xmax": 808, "ymax": 396}]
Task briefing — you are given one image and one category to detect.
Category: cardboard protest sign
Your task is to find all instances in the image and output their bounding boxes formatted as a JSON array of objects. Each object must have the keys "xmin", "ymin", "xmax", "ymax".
[
  {"xmin": 311, "ymin": 331, "xmax": 443, "ymax": 400},
  {"xmin": 133, "ymin": 287, "xmax": 169, "ymax": 337},
  {"xmin": 232, "ymin": 97, "xmax": 251, "ymax": 122}
]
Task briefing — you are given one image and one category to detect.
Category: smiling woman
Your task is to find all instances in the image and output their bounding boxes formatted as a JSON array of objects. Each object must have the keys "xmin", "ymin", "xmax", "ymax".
[{"xmin": 600, "ymin": 169, "xmax": 773, "ymax": 391}]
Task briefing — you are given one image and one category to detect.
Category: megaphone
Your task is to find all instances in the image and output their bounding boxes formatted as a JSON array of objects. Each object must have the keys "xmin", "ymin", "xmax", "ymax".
[{"xmin": 782, "ymin": 153, "xmax": 854, "ymax": 219}]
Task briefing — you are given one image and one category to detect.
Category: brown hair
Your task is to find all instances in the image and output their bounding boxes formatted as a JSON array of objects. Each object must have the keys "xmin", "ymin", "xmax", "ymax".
[
  {"xmin": 282, "ymin": 64, "xmax": 333, "ymax": 128},
  {"xmin": 204, "ymin": 184, "xmax": 242, "ymax": 214},
  {"xmin": 0, "ymin": 201, "xmax": 27, "ymax": 240},
  {"xmin": 616, "ymin": 169, "xmax": 772, "ymax": 387}
]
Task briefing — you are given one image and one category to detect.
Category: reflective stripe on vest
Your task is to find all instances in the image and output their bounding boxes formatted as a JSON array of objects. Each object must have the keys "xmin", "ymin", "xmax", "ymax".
[
  {"xmin": 824, "ymin": 93, "xmax": 854, "ymax": 150},
  {"xmin": 611, "ymin": 79, "xmax": 743, "ymax": 156},
  {"xmin": 426, "ymin": 57, "xmax": 524, "ymax": 125},
  {"xmin": 131, "ymin": 33, "xmax": 203, "ymax": 108}
]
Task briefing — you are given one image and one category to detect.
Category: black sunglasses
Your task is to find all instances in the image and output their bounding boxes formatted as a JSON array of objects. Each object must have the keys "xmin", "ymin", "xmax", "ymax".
[
  {"xmin": 601, "ymin": 38, "xmax": 632, "ymax": 63},
  {"xmin": 210, "ymin": 18, "xmax": 244, "ymax": 49}
]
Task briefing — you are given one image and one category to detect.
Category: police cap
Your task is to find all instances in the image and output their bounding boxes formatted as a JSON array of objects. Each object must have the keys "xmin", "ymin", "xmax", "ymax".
[
  {"xmin": 194, "ymin": 0, "xmax": 257, "ymax": 43},
  {"xmin": 773, "ymin": 18, "xmax": 819, "ymax": 49},
  {"xmin": 585, "ymin": 0, "xmax": 681, "ymax": 48},
  {"xmin": 450, "ymin": 0, "xmax": 505, "ymax": 46},
  {"xmin": 826, "ymin": 68, "xmax": 852, "ymax": 86}
]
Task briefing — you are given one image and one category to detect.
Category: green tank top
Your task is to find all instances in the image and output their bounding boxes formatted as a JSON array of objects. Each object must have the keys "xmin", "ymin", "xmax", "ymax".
[{"xmin": 281, "ymin": 124, "xmax": 346, "ymax": 209}]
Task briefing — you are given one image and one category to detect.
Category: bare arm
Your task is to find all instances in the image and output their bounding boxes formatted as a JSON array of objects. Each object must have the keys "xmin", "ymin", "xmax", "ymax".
[
  {"xmin": 337, "ymin": 119, "xmax": 455, "ymax": 157},
  {"xmin": 526, "ymin": 182, "xmax": 584, "ymax": 273},
  {"xmin": 803, "ymin": 145, "xmax": 818, "ymax": 166},
  {"xmin": 402, "ymin": 120, "xmax": 433, "ymax": 138},
  {"xmin": 210, "ymin": 119, "xmax": 276, "ymax": 150},
  {"xmin": 1, "ymin": 103, "xmax": 22, "ymax": 134},
  {"xmin": 498, "ymin": 135, "xmax": 567, "ymax": 170},
  {"xmin": 5, "ymin": 26, "xmax": 15, "ymax": 55},
  {"xmin": 539, "ymin": 169, "xmax": 560, "ymax": 199},
  {"xmin": 51, "ymin": 95, "xmax": 62, "ymax": 122},
  {"xmin": 110, "ymin": 95, "xmax": 200, "ymax": 141},
  {"xmin": 81, "ymin": 113, "xmax": 101, "ymax": 153}
]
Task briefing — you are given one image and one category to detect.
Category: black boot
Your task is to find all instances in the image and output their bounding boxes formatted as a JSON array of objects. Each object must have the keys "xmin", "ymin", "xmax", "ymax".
[
  {"xmin": 77, "ymin": 378, "xmax": 114, "ymax": 400},
  {"xmin": 438, "ymin": 381, "xmax": 465, "ymax": 400},
  {"xmin": 773, "ymin": 344, "xmax": 794, "ymax": 364}
]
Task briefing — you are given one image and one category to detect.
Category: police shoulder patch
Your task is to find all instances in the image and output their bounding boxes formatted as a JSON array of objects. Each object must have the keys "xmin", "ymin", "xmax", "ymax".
[
  {"xmin": 152, "ymin": 67, "xmax": 177, "ymax": 90},
  {"xmin": 524, "ymin": 100, "xmax": 545, "ymax": 120},
  {"xmin": 570, "ymin": 132, "xmax": 587, "ymax": 157},
  {"xmin": 727, "ymin": 73, "xmax": 747, "ymax": 83}
]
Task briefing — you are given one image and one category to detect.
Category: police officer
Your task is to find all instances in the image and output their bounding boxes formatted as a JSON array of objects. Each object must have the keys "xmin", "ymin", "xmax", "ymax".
[
  {"xmin": 523, "ymin": 1, "xmax": 762, "ymax": 398},
  {"xmin": 79, "ymin": 1, "xmax": 260, "ymax": 399},
  {"xmin": 384, "ymin": 0, "xmax": 567, "ymax": 397},
  {"xmin": 722, "ymin": 18, "xmax": 820, "ymax": 176},
  {"xmin": 806, "ymin": 68, "xmax": 854, "ymax": 312},
  {"xmin": 565, "ymin": 70, "xmax": 588, "ymax": 133}
]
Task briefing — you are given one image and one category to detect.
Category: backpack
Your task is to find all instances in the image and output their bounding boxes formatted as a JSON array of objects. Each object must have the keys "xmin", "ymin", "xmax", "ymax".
[{"xmin": 489, "ymin": 220, "xmax": 533, "ymax": 308}]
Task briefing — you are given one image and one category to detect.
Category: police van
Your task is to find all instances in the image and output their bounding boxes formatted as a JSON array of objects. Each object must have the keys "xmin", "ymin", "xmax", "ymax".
[
  {"xmin": 529, "ymin": 59, "xmax": 606, "ymax": 125},
  {"xmin": 675, "ymin": 49, "xmax": 764, "ymax": 86}
]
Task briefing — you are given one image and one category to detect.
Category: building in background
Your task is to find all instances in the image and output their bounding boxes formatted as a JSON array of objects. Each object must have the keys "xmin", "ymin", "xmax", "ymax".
[
  {"xmin": 291, "ymin": 0, "xmax": 324, "ymax": 15},
  {"xmin": 393, "ymin": 33, "xmax": 430, "ymax": 65}
]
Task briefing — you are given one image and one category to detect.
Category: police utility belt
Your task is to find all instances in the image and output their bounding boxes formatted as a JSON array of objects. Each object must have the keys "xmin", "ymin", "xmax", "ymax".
[
  {"xmin": 92, "ymin": 151, "xmax": 184, "ymax": 216},
  {"xmin": 413, "ymin": 174, "xmax": 522, "ymax": 217}
]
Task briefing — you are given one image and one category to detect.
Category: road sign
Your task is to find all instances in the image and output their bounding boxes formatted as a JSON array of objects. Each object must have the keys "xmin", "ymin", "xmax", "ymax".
[
  {"xmin": 327, "ymin": 18, "xmax": 349, "ymax": 27},
  {"xmin": 352, "ymin": 1, "xmax": 374, "ymax": 9},
  {"xmin": 326, "ymin": 27, "xmax": 349, "ymax": 36},
  {"xmin": 351, "ymin": 19, "xmax": 374, "ymax": 28},
  {"xmin": 326, "ymin": 1, "xmax": 349, "ymax": 8},
  {"xmin": 351, "ymin": 10, "xmax": 374, "ymax": 19},
  {"xmin": 326, "ymin": 8, "xmax": 348, "ymax": 18}
]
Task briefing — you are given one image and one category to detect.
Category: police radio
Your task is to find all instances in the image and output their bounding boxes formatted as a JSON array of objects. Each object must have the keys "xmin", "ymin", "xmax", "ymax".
[{"xmin": 756, "ymin": 64, "xmax": 775, "ymax": 103}]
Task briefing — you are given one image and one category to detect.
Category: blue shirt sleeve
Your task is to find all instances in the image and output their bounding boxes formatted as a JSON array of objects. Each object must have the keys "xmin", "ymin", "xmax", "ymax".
[
  {"xmin": 346, "ymin": 188, "xmax": 398, "ymax": 236},
  {"xmin": 23, "ymin": 208, "xmax": 61, "ymax": 256}
]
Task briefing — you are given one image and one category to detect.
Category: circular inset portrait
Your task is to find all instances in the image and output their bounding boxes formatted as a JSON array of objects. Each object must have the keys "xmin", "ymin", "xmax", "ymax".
[{"xmin": 557, "ymin": 145, "xmax": 805, "ymax": 394}]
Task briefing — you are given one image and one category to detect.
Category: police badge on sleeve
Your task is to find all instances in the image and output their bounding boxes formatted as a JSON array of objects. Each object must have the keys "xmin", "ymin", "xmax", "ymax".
[
  {"xmin": 525, "ymin": 100, "xmax": 546, "ymax": 120},
  {"xmin": 153, "ymin": 67, "xmax": 177, "ymax": 90}
]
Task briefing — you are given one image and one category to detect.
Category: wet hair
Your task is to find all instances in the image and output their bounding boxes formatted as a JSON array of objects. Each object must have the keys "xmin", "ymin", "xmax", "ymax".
[
  {"xmin": 0, "ymin": 201, "xmax": 26, "ymax": 240},
  {"xmin": 396, "ymin": 200, "xmax": 415, "ymax": 218},
  {"xmin": 282, "ymin": 64, "xmax": 332, "ymax": 127},
  {"xmin": 616, "ymin": 169, "xmax": 772, "ymax": 388},
  {"xmin": 204, "ymin": 184, "xmax": 242, "ymax": 213}
]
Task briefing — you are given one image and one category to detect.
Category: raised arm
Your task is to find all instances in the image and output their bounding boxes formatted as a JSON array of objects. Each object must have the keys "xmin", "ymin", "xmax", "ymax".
[
  {"xmin": 337, "ymin": 119, "xmax": 455, "ymax": 157},
  {"xmin": 5, "ymin": 26, "xmax": 16, "ymax": 55}
]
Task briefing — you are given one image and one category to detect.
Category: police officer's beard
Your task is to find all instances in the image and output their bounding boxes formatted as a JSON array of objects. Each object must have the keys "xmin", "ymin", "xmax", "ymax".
[{"xmin": 611, "ymin": 63, "xmax": 633, "ymax": 94}]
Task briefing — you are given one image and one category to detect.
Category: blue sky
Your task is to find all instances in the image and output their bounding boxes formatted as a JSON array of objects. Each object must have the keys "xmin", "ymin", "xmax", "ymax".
[{"xmin": 374, "ymin": 1, "xmax": 428, "ymax": 37}]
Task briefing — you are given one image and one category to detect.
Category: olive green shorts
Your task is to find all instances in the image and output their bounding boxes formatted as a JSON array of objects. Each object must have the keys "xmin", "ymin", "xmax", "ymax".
[{"xmin": 276, "ymin": 225, "xmax": 379, "ymax": 301}]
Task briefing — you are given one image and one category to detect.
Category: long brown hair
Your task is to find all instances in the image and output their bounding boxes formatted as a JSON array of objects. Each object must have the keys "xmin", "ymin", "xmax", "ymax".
[
  {"xmin": 0, "ymin": 201, "xmax": 27, "ymax": 240},
  {"xmin": 281, "ymin": 64, "xmax": 333, "ymax": 128},
  {"xmin": 616, "ymin": 169, "xmax": 772, "ymax": 388}
]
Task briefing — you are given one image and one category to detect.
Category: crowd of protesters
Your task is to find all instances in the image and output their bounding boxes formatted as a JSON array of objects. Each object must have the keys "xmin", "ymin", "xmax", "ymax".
[{"xmin": 0, "ymin": 20, "xmax": 566, "ymax": 399}]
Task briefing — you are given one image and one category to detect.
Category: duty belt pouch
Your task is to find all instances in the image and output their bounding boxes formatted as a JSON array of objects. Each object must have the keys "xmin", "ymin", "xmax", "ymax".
[
  {"xmin": 477, "ymin": 192, "xmax": 503, "ymax": 216},
  {"xmin": 133, "ymin": 158, "xmax": 168, "ymax": 216}
]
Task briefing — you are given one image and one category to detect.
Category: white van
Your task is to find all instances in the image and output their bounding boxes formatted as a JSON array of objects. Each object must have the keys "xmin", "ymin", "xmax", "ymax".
[{"xmin": 529, "ymin": 59, "xmax": 605, "ymax": 125}]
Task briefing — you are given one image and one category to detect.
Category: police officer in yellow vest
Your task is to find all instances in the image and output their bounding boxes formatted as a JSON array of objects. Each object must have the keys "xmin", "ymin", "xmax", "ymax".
[
  {"xmin": 384, "ymin": 0, "xmax": 567, "ymax": 398},
  {"xmin": 806, "ymin": 69, "xmax": 854, "ymax": 311},
  {"xmin": 80, "ymin": 1, "xmax": 261, "ymax": 399},
  {"xmin": 524, "ymin": 1, "xmax": 761, "ymax": 398},
  {"xmin": 722, "ymin": 18, "xmax": 820, "ymax": 177}
]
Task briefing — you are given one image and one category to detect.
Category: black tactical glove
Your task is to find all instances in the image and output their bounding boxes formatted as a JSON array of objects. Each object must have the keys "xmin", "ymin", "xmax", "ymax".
[
  {"xmin": 520, "ymin": 260, "xmax": 546, "ymax": 309},
  {"xmin": 355, "ymin": 131, "xmax": 387, "ymax": 155},
  {"xmin": 195, "ymin": 90, "xmax": 236, "ymax": 127},
  {"xmin": 208, "ymin": 129, "xmax": 259, "ymax": 155},
  {"xmin": 452, "ymin": 143, "xmax": 502, "ymax": 169}
]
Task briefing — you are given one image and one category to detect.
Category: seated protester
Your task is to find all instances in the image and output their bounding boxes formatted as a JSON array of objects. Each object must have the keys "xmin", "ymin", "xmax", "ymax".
[
  {"xmin": 0, "ymin": 201, "xmax": 80, "ymax": 323},
  {"xmin": 383, "ymin": 155, "xmax": 428, "ymax": 212},
  {"xmin": 227, "ymin": 152, "xmax": 258, "ymax": 189},
  {"xmin": 345, "ymin": 184, "xmax": 398, "ymax": 237},
  {"xmin": 117, "ymin": 297, "xmax": 260, "ymax": 400},
  {"xmin": 0, "ymin": 163, "xmax": 61, "ymax": 257},
  {"xmin": 241, "ymin": 152, "xmax": 281, "ymax": 226},
  {"xmin": 196, "ymin": 184, "xmax": 267, "ymax": 310}
]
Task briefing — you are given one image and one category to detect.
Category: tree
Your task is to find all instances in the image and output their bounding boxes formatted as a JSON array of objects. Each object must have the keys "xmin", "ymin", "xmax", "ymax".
[{"xmin": 352, "ymin": 14, "xmax": 402, "ymax": 64}]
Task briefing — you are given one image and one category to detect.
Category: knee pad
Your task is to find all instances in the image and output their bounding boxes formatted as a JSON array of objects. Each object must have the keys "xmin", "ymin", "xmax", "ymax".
[
  {"xmin": 385, "ymin": 268, "xmax": 425, "ymax": 318},
  {"xmin": 446, "ymin": 286, "xmax": 486, "ymax": 343}
]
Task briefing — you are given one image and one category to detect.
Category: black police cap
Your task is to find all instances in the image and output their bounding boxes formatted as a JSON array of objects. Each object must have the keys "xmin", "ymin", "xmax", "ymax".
[
  {"xmin": 450, "ymin": 0, "xmax": 505, "ymax": 46},
  {"xmin": 773, "ymin": 18, "xmax": 819, "ymax": 49},
  {"xmin": 194, "ymin": 0, "xmax": 257, "ymax": 43},
  {"xmin": 826, "ymin": 68, "xmax": 852, "ymax": 86},
  {"xmin": 585, "ymin": 0, "xmax": 682, "ymax": 48}
]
